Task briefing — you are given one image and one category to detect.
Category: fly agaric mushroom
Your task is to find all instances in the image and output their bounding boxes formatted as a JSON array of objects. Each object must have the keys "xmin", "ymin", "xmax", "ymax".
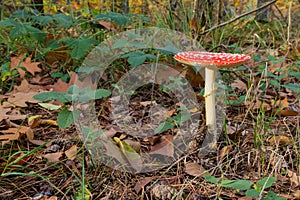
[{"xmin": 174, "ymin": 52, "xmax": 251, "ymax": 134}]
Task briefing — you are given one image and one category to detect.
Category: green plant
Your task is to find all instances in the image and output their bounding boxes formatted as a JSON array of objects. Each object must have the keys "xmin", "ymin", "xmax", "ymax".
[
  {"xmin": 204, "ymin": 175, "xmax": 285, "ymax": 200},
  {"xmin": 33, "ymin": 85, "xmax": 111, "ymax": 128},
  {"xmin": 155, "ymin": 108, "xmax": 191, "ymax": 134}
]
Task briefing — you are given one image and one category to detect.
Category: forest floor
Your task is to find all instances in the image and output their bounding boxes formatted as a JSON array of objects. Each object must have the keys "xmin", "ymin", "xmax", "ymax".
[{"xmin": 0, "ymin": 1, "xmax": 300, "ymax": 199}]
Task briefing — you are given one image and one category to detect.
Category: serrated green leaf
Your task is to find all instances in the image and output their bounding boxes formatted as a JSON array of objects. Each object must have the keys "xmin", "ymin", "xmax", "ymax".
[
  {"xmin": 288, "ymin": 71, "xmax": 300, "ymax": 79},
  {"xmin": 12, "ymin": 10, "xmax": 31, "ymax": 19},
  {"xmin": 53, "ymin": 13, "xmax": 73, "ymax": 28},
  {"xmin": 46, "ymin": 39, "xmax": 61, "ymax": 50},
  {"xmin": 57, "ymin": 109, "xmax": 80, "ymax": 128},
  {"xmin": 0, "ymin": 19, "xmax": 18, "ymax": 27},
  {"xmin": 257, "ymin": 177, "xmax": 275, "ymax": 189},
  {"xmin": 269, "ymin": 79, "xmax": 280, "ymax": 87},
  {"xmin": 69, "ymin": 37, "xmax": 98, "ymax": 60},
  {"xmin": 282, "ymin": 84, "xmax": 300, "ymax": 93},
  {"xmin": 25, "ymin": 25, "xmax": 47, "ymax": 42},
  {"xmin": 32, "ymin": 15, "xmax": 53, "ymax": 25},
  {"xmin": 10, "ymin": 26, "xmax": 26, "ymax": 38}
]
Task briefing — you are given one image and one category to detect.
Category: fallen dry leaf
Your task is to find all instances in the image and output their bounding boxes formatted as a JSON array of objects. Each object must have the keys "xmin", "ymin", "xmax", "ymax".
[
  {"xmin": 98, "ymin": 21, "xmax": 118, "ymax": 32},
  {"xmin": 124, "ymin": 139, "xmax": 141, "ymax": 152},
  {"xmin": 279, "ymin": 106, "xmax": 299, "ymax": 116},
  {"xmin": 274, "ymin": 97, "xmax": 289, "ymax": 108},
  {"xmin": 269, "ymin": 135, "xmax": 293, "ymax": 146},
  {"xmin": 0, "ymin": 126, "xmax": 29, "ymax": 140},
  {"xmin": 293, "ymin": 190, "xmax": 300, "ymax": 199},
  {"xmin": 140, "ymin": 101, "xmax": 157, "ymax": 107},
  {"xmin": 5, "ymin": 92, "xmax": 39, "ymax": 107},
  {"xmin": 134, "ymin": 177, "xmax": 153, "ymax": 193},
  {"xmin": 45, "ymin": 71, "xmax": 95, "ymax": 93},
  {"xmin": 287, "ymin": 169, "xmax": 300, "ymax": 186},
  {"xmin": 253, "ymin": 100, "xmax": 272, "ymax": 111},
  {"xmin": 47, "ymin": 196, "xmax": 58, "ymax": 200},
  {"xmin": 65, "ymin": 145, "xmax": 78, "ymax": 160},
  {"xmin": 151, "ymin": 184, "xmax": 178, "ymax": 200},
  {"xmin": 13, "ymin": 79, "xmax": 44, "ymax": 94},
  {"xmin": 43, "ymin": 152, "xmax": 63, "ymax": 163},
  {"xmin": 149, "ymin": 134, "xmax": 174, "ymax": 157},
  {"xmin": 185, "ymin": 162, "xmax": 207, "ymax": 177},
  {"xmin": 230, "ymin": 79, "xmax": 248, "ymax": 91},
  {"xmin": 0, "ymin": 106, "xmax": 27, "ymax": 121},
  {"xmin": 218, "ymin": 145, "xmax": 233, "ymax": 162},
  {"xmin": 10, "ymin": 54, "xmax": 41, "ymax": 78},
  {"xmin": 29, "ymin": 139, "xmax": 46, "ymax": 146},
  {"xmin": 26, "ymin": 127, "xmax": 34, "ymax": 140}
]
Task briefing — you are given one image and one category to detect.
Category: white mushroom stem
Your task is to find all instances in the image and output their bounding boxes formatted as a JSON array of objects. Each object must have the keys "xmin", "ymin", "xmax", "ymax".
[{"xmin": 204, "ymin": 67, "xmax": 217, "ymax": 131}]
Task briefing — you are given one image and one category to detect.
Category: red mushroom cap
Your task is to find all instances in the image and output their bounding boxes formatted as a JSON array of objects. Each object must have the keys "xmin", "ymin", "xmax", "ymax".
[{"xmin": 174, "ymin": 51, "xmax": 251, "ymax": 68}]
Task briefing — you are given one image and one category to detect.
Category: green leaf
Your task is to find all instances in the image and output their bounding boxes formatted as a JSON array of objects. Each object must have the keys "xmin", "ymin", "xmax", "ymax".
[
  {"xmin": 121, "ymin": 51, "xmax": 144, "ymax": 58},
  {"xmin": 38, "ymin": 103, "xmax": 61, "ymax": 110},
  {"xmin": 257, "ymin": 177, "xmax": 275, "ymax": 189},
  {"xmin": 25, "ymin": 25, "xmax": 47, "ymax": 42},
  {"xmin": 10, "ymin": 26, "xmax": 27, "ymax": 38},
  {"xmin": 68, "ymin": 37, "xmax": 99, "ymax": 60},
  {"xmin": 121, "ymin": 51, "xmax": 157, "ymax": 67},
  {"xmin": 145, "ymin": 53, "xmax": 158, "ymax": 60},
  {"xmin": 245, "ymin": 189, "xmax": 260, "ymax": 197},
  {"xmin": 221, "ymin": 179, "xmax": 253, "ymax": 190},
  {"xmin": 288, "ymin": 71, "xmax": 300, "ymax": 79},
  {"xmin": 95, "ymin": 89, "xmax": 111, "ymax": 99},
  {"xmin": 95, "ymin": 12, "xmax": 131, "ymax": 25},
  {"xmin": 33, "ymin": 92, "xmax": 72, "ymax": 103},
  {"xmin": 12, "ymin": 10, "xmax": 31, "ymax": 19},
  {"xmin": 72, "ymin": 87, "xmax": 111, "ymax": 102},
  {"xmin": 53, "ymin": 13, "xmax": 73, "ymax": 28},
  {"xmin": 204, "ymin": 175, "xmax": 219, "ymax": 184},
  {"xmin": 127, "ymin": 55, "xmax": 146, "ymax": 67},
  {"xmin": 74, "ymin": 185, "xmax": 91, "ymax": 200},
  {"xmin": 262, "ymin": 191, "xmax": 286, "ymax": 200},
  {"xmin": 171, "ymin": 111, "xmax": 191, "ymax": 125},
  {"xmin": 282, "ymin": 84, "xmax": 300, "ymax": 93},
  {"xmin": 46, "ymin": 39, "xmax": 61, "ymax": 50},
  {"xmin": 269, "ymin": 79, "xmax": 280, "ymax": 87},
  {"xmin": 57, "ymin": 109, "xmax": 80, "ymax": 128},
  {"xmin": 113, "ymin": 38, "xmax": 128, "ymax": 48},
  {"xmin": 155, "ymin": 121, "xmax": 175, "ymax": 134},
  {"xmin": 0, "ymin": 19, "xmax": 18, "ymax": 27},
  {"xmin": 32, "ymin": 15, "xmax": 53, "ymax": 26}
]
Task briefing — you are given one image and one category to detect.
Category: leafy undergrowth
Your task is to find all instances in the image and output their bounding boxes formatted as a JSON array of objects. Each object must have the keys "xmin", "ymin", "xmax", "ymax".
[{"xmin": 0, "ymin": 2, "xmax": 300, "ymax": 200}]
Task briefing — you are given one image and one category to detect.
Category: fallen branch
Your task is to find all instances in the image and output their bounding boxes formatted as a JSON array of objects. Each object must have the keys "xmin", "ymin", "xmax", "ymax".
[{"xmin": 199, "ymin": 0, "xmax": 277, "ymax": 35}]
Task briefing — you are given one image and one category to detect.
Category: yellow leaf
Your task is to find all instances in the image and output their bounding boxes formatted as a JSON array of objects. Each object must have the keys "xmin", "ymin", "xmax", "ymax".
[{"xmin": 269, "ymin": 135, "xmax": 293, "ymax": 146}]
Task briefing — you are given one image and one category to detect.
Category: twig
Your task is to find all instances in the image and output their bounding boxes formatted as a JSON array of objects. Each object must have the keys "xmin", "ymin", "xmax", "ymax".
[{"xmin": 199, "ymin": 0, "xmax": 277, "ymax": 35}]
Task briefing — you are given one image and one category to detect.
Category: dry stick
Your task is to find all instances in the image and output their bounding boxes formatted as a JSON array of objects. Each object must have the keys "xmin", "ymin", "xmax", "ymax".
[{"xmin": 199, "ymin": 0, "xmax": 277, "ymax": 35}]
